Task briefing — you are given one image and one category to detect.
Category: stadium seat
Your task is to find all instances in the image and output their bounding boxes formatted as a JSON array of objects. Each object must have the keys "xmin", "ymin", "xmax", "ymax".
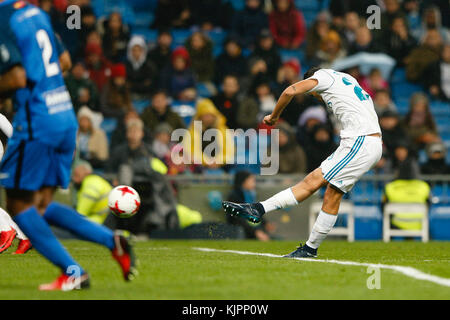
[
  {"xmin": 431, "ymin": 185, "xmax": 450, "ymax": 203},
  {"xmin": 171, "ymin": 100, "xmax": 196, "ymax": 126},
  {"xmin": 127, "ymin": 0, "xmax": 158, "ymax": 10},
  {"xmin": 354, "ymin": 205, "xmax": 383, "ymax": 240},
  {"xmin": 132, "ymin": 99, "xmax": 150, "ymax": 114},
  {"xmin": 350, "ymin": 181, "xmax": 383, "ymax": 204},
  {"xmin": 390, "ymin": 67, "xmax": 406, "ymax": 84},
  {"xmin": 429, "ymin": 205, "xmax": 450, "ymax": 240},
  {"xmin": 227, "ymin": 0, "xmax": 245, "ymax": 11},
  {"xmin": 295, "ymin": 0, "xmax": 320, "ymax": 11},
  {"xmin": 131, "ymin": 28, "xmax": 158, "ymax": 44},
  {"xmin": 391, "ymin": 82, "xmax": 423, "ymax": 100},
  {"xmin": 100, "ymin": 118, "xmax": 118, "ymax": 142},
  {"xmin": 132, "ymin": 12, "xmax": 154, "ymax": 28},
  {"xmin": 172, "ymin": 29, "xmax": 193, "ymax": 47},
  {"xmin": 279, "ymin": 49, "xmax": 305, "ymax": 64}
]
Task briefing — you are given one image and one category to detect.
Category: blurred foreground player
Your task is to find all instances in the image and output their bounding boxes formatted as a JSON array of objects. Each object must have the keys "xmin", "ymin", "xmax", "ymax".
[
  {"xmin": 223, "ymin": 67, "xmax": 382, "ymax": 257},
  {"xmin": 0, "ymin": 0, "xmax": 137, "ymax": 290}
]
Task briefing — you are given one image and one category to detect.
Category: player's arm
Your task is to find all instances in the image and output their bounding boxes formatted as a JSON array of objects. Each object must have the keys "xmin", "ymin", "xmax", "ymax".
[
  {"xmin": 0, "ymin": 65, "xmax": 27, "ymax": 96},
  {"xmin": 263, "ymin": 79, "xmax": 318, "ymax": 125},
  {"xmin": 59, "ymin": 50, "xmax": 72, "ymax": 74}
]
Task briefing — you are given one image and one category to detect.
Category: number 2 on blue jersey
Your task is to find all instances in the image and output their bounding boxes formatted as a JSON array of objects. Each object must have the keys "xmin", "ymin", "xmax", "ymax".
[{"xmin": 36, "ymin": 29, "xmax": 59, "ymax": 77}]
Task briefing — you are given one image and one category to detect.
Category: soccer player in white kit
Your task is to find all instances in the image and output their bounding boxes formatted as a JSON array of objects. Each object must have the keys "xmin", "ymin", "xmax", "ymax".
[{"xmin": 223, "ymin": 67, "xmax": 383, "ymax": 257}]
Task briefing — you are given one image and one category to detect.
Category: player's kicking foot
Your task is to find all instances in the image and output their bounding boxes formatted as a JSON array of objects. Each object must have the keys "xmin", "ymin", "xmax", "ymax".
[
  {"xmin": 0, "ymin": 230, "xmax": 17, "ymax": 254},
  {"xmin": 283, "ymin": 243, "xmax": 317, "ymax": 258},
  {"xmin": 13, "ymin": 239, "xmax": 32, "ymax": 254},
  {"xmin": 112, "ymin": 231, "xmax": 138, "ymax": 281},
  {"xmin": 222, "ymin": 201, "xmax": 264, "ymax": 223},
  {"xmin": 39, "ymin": 273, "xmax": 90, "ymax": 291}
]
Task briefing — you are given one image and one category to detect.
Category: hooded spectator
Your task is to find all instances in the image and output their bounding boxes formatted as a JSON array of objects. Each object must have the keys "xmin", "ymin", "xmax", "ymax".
[
  {"xmin": 276, "ymin": 121, "xmax": 307, "ymax": 173},
  {"xmin": 100, "ymin": 63, "xmax": 134, "ymax": 118},
  {"xmin": 185, "ymin": 32, "xmax": 215, "ymax": 82},
  {"xmin": 101, "ymin": 12, "xmax": 130, "ymax": 63},
  {"xmin": 160, "ymin": 47, "xmax": 197, "ymax": 101},
  {"xmin": 421, "ymin": 141, "xmax": 450, "ymax": 175},
  {"xmin": 84, "ymin": 42, "xmax": 112, "ymax": 91},
  {"xmin": 125, "ymin": 35, "xmax": 157, "ymax": 98},
  {"xmin": 185, "ymin": 99, "xmax": 235, "ymax": 170},
  {"xmin": 383, "ymin": 16, "xmax": 417, "ymax": 65},
  {"xmin": 403, "ymin": 93, "xmax": 439, "ymax": 149},
  {"xmin": 342, "ymin": 11, "xmax": 361, "ymax": 48},
  {"xmin": 231, "ymin": 0, "xmax": 268, "ymax": 48},
  {"xmin": 269, "ymin": 0, "xmax": 306, "ymax": 49},
  {"xmin": 296, "ymin": 106, "xmax": 328, "ymax": 148},
  {"xmin": 412, "ymin": 5, "xmax": 450, "ymax": 43},
  {"xmin": 77, "ymin": 106, "xmax": 109, "ymax": 169},
  {"xmin": 141, "ymin": 90, "xmax": 186, "ymax": 133}
]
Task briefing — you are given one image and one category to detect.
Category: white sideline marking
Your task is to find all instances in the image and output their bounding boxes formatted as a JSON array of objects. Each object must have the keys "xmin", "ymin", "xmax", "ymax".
[{"xmin": 193, "ymin": 247, "xmax": 450, "ymax": 288}]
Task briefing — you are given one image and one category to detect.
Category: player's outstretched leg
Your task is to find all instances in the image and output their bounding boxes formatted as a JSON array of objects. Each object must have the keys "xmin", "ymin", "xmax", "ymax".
[
  {"xmin": 222, "ymin": 168, "xmax": 327, "ymax": 223},
  {"xmin": 284, "ymin": 184, "xmax": 343, "ymax": 258},
  {"xmin": 0, "ymin": 206, "xmax": 32, "ymax": 254},
  {"xmin": 43, "ymin": 202, "xmax": 138, "ymax": 281}
]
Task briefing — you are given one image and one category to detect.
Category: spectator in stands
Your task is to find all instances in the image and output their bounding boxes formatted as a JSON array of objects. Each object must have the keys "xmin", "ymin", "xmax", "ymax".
[
  {"xmin": 152, "ymin": 0, "xmax": 192, "ymax": 29},
  {"xmin": 403, "ymin": 93, "xmax": 440, "ymax": 150},
  {"xmin": 100, "ymin": 63, "xmax": 134, "ymax": 118},
  {"xmin": 160, "ymin": 47, "xmax": 197, "ymax": 101},
  {"xmin": 250, "ymin": 29, "xmax": 282, "ymax": 80},
  {"xmin": 373, "ymin": 89, "xmax": 397, "ymax": 116},
  {"xmin": 72, "ymin": 161, "xmax": 113, "ymax": 225},
  {"xmin": 185, "ymin": 32, "xmax": 215, "ymax": 83},
  {"xmin": 380, "ymin": 0, "xmax": 406, "ymax": 34},
  {"xmin": 211, "ymin": 75, "xmax": 259, "ymax": 130},
  {"xmin": 348, "ymin": 26, "xmax": 383, "ymax": 55},
  {"xmin": 312, "ymin": 30, "xmax": 347, "ymax": 68},
  {"xmin": 342, "ymin": 11, "xmax": 361, "ymax": 49},
  {"xmin": 402, "ymin": 0, "xmax": 421, "ymax": 36},
  {"xmin": 65, "ymin": 60, "xmax": 100, "ymax": 113},
  {"xmin": 125, "ymin": 35, "xmax": 157, "ymax": 99},
  {"xmin": 360, "ymin": 68, "xmax": 389, "ymax": 98},
  {"xmin": 421, "ymin": 141, "xmax": 450, "ymax": 175},
  {"xmin": 110, "ymin": 110, "xmax": 152, "ymax": 152},
  {"xmin": 231, "ymin": 0, "xmax": 268, "ymax": 48},
  {"xmin": 412, "ymin": 5, "xmax": 450, "ymax": 44},
  {"xmin": 251, "ymin": 76, "xmax": 277, "ymax": 122},
  {"xmin": 383, "ymin": 16, "xmax": 417, "ymax": 65},
  {"xmin": 276, "ymin": 121, "xmax": 307, "ymax": 173},
  {"xmin": 189, "ymin": 0, "xmax": 234, "ymax": 30},
  {"xmin": 306, "ymin": 12, "xmax": 331, "ymax": 60},
  {"xmin": 76, "ymin": 106, "xmax": 109, "ymax": 170},
  {"xmin": 304, "ymin": 124, "xmax": 338, "ymax": 173},
  {"xmin": 214, "ymin": 37, "xmax": 248, "ymax": 85},
  {"xmin": 391, "ymin": 139, "xmax": 420, "ymax": 177},
  {"xmin": 185, "ymin": 99, "xmax": 235, "ymax": 172},
  {"xmin": 84, "ymin": 42, "xmax": 112, "ymax": 91},
  {"xmin": 296, "ymin": 106, "xmax": 328, "ymax": 148},
  {"xmin": 405, "ymin": 29, "xmax": 443, "ymax": 83},
  {"xmin": 269, "ymin": 0, "xmax": 306, "ymax": 49},
  {"xmin": 141, "ymin": 90, "xmax": 186, "ymax": 133},
  {"xmin": 226, "ymin": 171, "xmax": 272, "ymax": 241},
  {"xmin": 423, "ymin": 44, "xmax": 450, "ymax": 101},
  {"xmin": 152, "ymin": 123, "xmax": 187, "ymax": 175},
  {"xmin": 101, "ymin": 12, "xmax": 130, "ymax": 63},
  {"xmin": 148, "ymin": 29, "xmax": 173, "ymax": 78},
  {"xmin": 328, "ymin": 0, "xmax": 375, "ymax": 24},
  {"xmin": 78, "ymin": 5, "xmax": 98, "ymax": 51},
  {"xmin": 379, "ymin": 110, "xmax": 409, "ymax": 158}
]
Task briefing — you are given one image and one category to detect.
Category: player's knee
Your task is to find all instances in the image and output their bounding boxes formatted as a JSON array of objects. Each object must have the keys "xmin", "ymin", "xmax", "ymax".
[{"xmin": 5, "ymin": 189, "xmax": 35, "ymax": 216}]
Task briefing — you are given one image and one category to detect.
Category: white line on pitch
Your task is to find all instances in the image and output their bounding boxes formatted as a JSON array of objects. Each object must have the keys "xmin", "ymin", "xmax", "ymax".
[{"xmin": 193, "ymin": 247, "xmax": 450, "ymax": 288}]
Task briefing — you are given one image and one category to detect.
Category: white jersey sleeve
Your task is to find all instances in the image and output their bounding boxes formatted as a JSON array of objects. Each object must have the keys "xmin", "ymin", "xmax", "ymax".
[
  {"xmin": 305, "ymin": 69, "xmax": 381, "ymax": 138},
  {"xmin": 306, "ymin": 69, "xmax": 334, "ymax": 93}
]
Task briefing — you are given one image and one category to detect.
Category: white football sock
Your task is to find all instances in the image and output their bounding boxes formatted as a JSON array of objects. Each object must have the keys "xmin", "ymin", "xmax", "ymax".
[
  {"xmin": 261, "ymin": 188, "xmax": 298, "ymax": 213},
  {"xmin": 0, "ymin": 207, "xmax": 27, "ymax": 239},
  {"xmin": 0, "ymin": 208, "xmax": 13, "ymax": 232},
  {"xmin": 306, "ymin": 210, "xmax": 338, "ymax": 249}
]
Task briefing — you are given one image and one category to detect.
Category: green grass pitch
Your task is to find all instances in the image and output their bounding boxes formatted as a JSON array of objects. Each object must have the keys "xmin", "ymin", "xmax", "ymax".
[{"xmin": 0, "ymin": 239, "xmax": 449, "ymax": 300}]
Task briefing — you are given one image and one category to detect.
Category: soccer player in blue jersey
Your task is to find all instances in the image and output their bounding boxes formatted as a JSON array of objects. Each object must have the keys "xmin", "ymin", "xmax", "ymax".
[{"xmin": 0, "ymin": 0, "xmax": 137, "ymax": 290}]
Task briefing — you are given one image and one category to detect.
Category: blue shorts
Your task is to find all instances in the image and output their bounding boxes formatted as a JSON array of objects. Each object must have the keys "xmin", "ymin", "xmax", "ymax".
[{"xmin": 0, "ymin": 128, "xmax": 77, "ymax": 191}]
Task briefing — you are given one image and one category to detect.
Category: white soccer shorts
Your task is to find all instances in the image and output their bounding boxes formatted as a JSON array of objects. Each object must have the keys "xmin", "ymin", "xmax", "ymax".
[{"xmin": 320, "ymin": 135, "xmax": 382, "ymax": 193}]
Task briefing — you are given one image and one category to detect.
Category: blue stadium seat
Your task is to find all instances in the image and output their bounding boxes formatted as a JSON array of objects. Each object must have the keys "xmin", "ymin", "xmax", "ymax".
[
  {"xmin": 391, "ymin": 82, "xmax": 423, "ymax": 100},
  {"xmin": 295, "ymin": 0, "xmax": 320, "ymax": 11},
  {"xmin": 279, "ymin": 49, "xmax": 305, "ymax": 64},
  {"xmin": 431, "ymin": 184, "xmax": 450, "ymax": 203},
  {"xmin": 127, "ymin": 0, "xmax": 158, "ymax": 10},
  {"xmin": 132, "ymin": 12, "xmax": 154, "ymax": 28},
  {"xmin": 418, "ymin": 149, "xmax": 427, "ymax": 164},
  {"xmin": 172, "ymin": 29, "xmax": 193, "ymax": 47},
  {"xmin": 227, "ymin": 0, "xmax": 245, "ymax": 11},
  {"xmin": 132, "ymin": 99, "xmax": 150, "ymax": 114},
  {"xmin": 429, "ymin": 205, "xmax": 450, "ymax": 240},
  {"xmin": 354, "ymin": 205, "xmax": 382, "ymax": 240},
  {"xmin": 171, "ymin": 100, "xmax": 196, "ymax": 126},
  {"xmin": 302, "ymin": 11, "xmax": 318, "ymax": 27},
  {"xmin": 430, "ymin": 101, "xmax": 450, "ymax": 116},
  {"xmin": 131, "ymin": 28, "xmax": 158, "ymax": 44},
  {"xmin": 390, "ymin": 68, "xmax": 406, "ymax": 84},
  {"xmin": 350, "ymin": 181, "xmax": 383, "ymax": 204},
  {"xmin": 207, "ymin": 30, "xmax": 227, "ymax": 47}
]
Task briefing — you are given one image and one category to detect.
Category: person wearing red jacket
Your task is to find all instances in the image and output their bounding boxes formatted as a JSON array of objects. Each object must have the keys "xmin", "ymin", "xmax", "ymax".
[{"xmin": 269, "ymin": 0, "xmax": 306, "ymax": 49}]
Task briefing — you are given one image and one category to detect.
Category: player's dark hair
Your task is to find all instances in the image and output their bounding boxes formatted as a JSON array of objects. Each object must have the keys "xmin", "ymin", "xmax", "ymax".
[{"xmin": 303, "ymin": 67, "xmax": 322, "ymax": 80}]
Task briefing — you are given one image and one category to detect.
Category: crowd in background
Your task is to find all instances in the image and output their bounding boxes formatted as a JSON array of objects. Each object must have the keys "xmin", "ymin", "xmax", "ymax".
[{"xmin": 2, "ymin": 0, "xmax": 450, "ymax": 179}]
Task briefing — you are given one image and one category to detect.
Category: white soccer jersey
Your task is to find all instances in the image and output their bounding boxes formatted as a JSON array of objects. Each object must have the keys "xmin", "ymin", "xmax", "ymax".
[{"xmin": 306, "ymin": 69, "xmax": 381, "ymax": 138}]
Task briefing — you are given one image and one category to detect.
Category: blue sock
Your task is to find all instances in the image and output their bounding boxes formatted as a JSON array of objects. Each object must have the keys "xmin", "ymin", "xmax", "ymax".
[
  {"xmin": 44, "ymin": 202, "xmax": 115, "ymax": 250},
  {"xmin": 13, "ymin": 207, "xmax": 84, "ymax": 275}
]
